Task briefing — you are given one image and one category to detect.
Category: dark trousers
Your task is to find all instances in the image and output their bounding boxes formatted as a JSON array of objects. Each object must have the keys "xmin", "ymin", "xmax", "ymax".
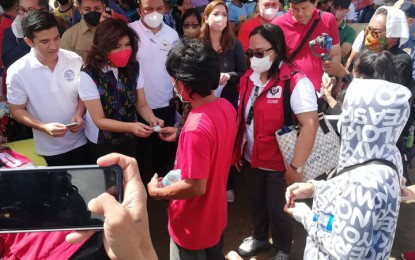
[
  {"xmin": 136, "ymin": 106, "xmax": 177, "ymax": 180},
  {"xmin": 170, "ymin": 234, "xmax": 225, "ymax": 260},
  {"xmin": 43, "ymin": 144, "xmax": 92, "ymax": 166},
  {"xmin": 243, "ymin": 161, "xmax": 292, "ymax": 254},
  {"xmin": 87, "ymin": 138, "xmax": 137, "ymax": 163}
]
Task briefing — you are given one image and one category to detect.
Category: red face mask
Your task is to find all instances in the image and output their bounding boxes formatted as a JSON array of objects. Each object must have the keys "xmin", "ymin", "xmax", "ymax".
[{"xmin": 108, "ymin": 49, "xmax": 132, "ymax": 68}]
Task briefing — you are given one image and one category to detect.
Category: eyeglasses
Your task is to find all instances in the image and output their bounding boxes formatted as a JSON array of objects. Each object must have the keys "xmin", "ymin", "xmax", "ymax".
[
  {"xmin": 183, "ymin": 23, "xmax": 200, "ymax": 29},
  {"xmin": 245, "ymin": 47, "xmax": 273, "ymax": 58},
  {"xmin": 16, "ymin": 6, "xmax": 40, "ymax": 15},
  {"xmin": 364, "ymin": 27, "xmax": 385, "ymax": 39}
]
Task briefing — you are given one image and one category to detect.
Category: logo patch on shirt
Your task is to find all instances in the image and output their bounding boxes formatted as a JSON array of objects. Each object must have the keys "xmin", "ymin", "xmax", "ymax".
[
  {"xmin": 267, "ymin": 86, "xmax": 282, "ymax": 99},
  {"xmin": 64, "ymin": 69, "xmax": 75, "ymax": 82}
]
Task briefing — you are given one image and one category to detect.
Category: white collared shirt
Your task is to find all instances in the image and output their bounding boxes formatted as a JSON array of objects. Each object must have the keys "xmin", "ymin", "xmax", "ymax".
[
  {"xmin": 129, "ymin": 20, "xmax": 179, "ymax": 109},
  {"xmin": 7, "ymin": 49, "xmax": 86, "ymax": 156}
]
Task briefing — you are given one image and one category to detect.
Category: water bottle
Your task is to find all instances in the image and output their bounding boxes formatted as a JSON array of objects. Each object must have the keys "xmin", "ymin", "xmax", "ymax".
[
  {"xmin": 406, "ymin": 125, "xmax": 414, "ymax": 149},
  {"xmin": 159, "ymin": 169, "xmax": 181, "ymax": 187},
  {"xmin": 313, "ymin": 212, "xmax": 334, "ymax": 233}
]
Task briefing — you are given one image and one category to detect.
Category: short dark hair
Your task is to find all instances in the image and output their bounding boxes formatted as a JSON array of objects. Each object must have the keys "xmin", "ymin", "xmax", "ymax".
[
  {"xmin": 22, "ymin": 11, "xmax": 58, "ymax": 41},
  {"xmin": 354, "ymin": 49, "xmax": 398, "ymax": 83},
  {"xmin": 179, "ymin": 8, "xmax": 201, "ymax": 36},
  {"xmin": 249, "ymin": 24, "xmax": 288, "ymax": 79},
  {"xmin": 166, "ymin": 38, "xmax": 220, "ymax": 98},
  {"xmin": 85, "ymin": 18, "xmax": 138, "ymax": 72},
  {"xmin": 0, "ymin": 0, "xmax": 18, "ymax": 11}
]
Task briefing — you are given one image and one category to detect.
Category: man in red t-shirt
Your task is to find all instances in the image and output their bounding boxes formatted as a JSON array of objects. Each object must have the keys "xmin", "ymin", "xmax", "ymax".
[
  {"xmin": 272, "ymin": 0, "xmax": 341, "ymax": 91},
  {"xmin": 148, "ymin": 38, "xmax": 237, "ymax": 258},
  {"xmin": 238, "ymin": 0, "xmax": 281, "ymax": 51}
]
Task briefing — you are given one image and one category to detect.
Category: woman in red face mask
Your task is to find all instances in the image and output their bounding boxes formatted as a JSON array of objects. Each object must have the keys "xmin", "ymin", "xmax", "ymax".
[{"xmin": 79, "ymin": 18, "xmax": 164, "ymax": 161}]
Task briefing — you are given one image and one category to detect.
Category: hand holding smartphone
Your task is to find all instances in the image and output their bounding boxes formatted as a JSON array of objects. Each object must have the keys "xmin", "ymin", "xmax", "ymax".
[
  {"xmin": 0, "ymin": 165, "xmax": 123, "ymax": 233},
  {"xmin": 65, "ymin": 122, "xmax": 78, "ymax": 128}
]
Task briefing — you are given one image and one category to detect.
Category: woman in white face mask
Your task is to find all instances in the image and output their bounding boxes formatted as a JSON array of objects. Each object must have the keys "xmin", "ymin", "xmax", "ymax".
[
  {"xmin": 200, "ymin": 0, "xmax": 248, "ymax": 202},
  {"xmin": 180, "ymin": 8, "xmax": 202, "ymax": 38},
  {"xmin": 233, "ymin": 24, "xmax": 319, "ymax": 259}
]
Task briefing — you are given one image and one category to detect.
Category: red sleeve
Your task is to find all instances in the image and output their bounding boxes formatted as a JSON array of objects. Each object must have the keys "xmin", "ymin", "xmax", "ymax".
[{"xmin": 112, "ymin": 11, "xmax": 128, "ymax": 23}]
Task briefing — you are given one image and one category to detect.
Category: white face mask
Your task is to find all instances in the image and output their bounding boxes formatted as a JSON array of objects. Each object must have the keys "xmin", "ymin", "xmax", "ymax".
[
  {"xmin": 144, "ymin": 11, "xmax": 164, "ymax": 29},
  {"xmin": 207, "ymin": 15, "xmax": 227, "ymax": 32},
  {"xmin": 11, "ymin": 14, "xmax": 24, "ymax": 38},
  {"xmin": 260, "ymin": 8, "xmax": 278, "ymax": 21},
  {"xmin": 173, "ymin": 81, "xmax": 189, "ymax": 103},
  {"xmin": 250, "ymin": 52, "xmax": 274, "ymax": 73}
]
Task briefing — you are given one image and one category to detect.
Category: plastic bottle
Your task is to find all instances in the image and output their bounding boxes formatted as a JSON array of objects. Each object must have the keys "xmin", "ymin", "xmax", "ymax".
[
  {"xmin": 406, "ymin": 125, "xmax": 414, "ymax": 149},
  {"xmin": 312, "ymin": 212, "xmax": 334, "ymax": 233},
  {"xmin": 159, "ymin": 169, "xmax": 181, "ymax": 187}
]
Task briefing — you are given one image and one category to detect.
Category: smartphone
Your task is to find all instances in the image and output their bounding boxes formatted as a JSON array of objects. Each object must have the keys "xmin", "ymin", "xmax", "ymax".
[
  {"xmin": 0, "ymin": 165, "xmax": 123, "ymax": 233},
  {"xmin": 65, "ymin": 122, "xmax": 78, "ymax": 128},
  {"xmin": 105, "ymin": 6, "xmax": 111, "ymax": 15}
]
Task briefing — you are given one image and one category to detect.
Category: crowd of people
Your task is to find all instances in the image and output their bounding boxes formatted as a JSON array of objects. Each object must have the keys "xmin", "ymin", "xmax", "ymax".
[{"xmin": 0, "ymin": 0, "xmax": 414, "ymax": 258}]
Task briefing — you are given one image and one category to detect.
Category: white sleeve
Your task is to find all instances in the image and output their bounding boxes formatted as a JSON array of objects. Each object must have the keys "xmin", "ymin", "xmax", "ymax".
[
  {"xmin": 79, "ymin": 71, "xmax": 100, "ymax": 101},
  {"xmin": 345, "ymin": 3, "xmax": 355, "ymax": 20},
  {"xmin": 6, "ymin": 69, "xmax": 27, "ymax": 105},
  {"xmin": 290, "ymin": 77, "xmax": 318, "ymax": 115},
  {"xmin": 352, "ymin": 30, "xmax": 364, "ymax": 53},
  {"xmin": 137, "ymin": 66, "xmax": 145, "ymax": 90}
]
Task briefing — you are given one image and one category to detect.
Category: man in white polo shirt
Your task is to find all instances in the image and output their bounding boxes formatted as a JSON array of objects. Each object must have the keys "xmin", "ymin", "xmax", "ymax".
[
  {"xmin": 7, "ymin": 11, "xmax": 90, "ymax": 166},
  {"xmin": 129, "ymin": 0, "xmax": 179, "ymax": 177}
]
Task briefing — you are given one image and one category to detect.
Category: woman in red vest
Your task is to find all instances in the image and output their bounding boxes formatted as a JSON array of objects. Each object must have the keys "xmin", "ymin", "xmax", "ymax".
[{"xmin": 233, "ymin": 24, "xmax": 319, "ymax": 259}]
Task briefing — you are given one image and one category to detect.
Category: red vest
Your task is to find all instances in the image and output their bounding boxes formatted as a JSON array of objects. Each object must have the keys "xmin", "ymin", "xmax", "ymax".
[{"xmin": 233, "ymin": 63, "xmax": 305, "ymax": 171}]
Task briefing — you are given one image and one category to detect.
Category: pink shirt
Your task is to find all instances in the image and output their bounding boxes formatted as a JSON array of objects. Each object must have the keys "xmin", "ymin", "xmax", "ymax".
[
  {"xmin": 272, "ymin": 9, "xmax": 340, "ymax": 91},
  {"xmin": 168, "ymin": 98, "xmax": 236, "ymax": 250}
]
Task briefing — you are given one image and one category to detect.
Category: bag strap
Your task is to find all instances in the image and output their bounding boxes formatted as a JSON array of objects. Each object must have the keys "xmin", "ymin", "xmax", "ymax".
[
  {"xmin": 283, "ymin": 77, "xmax": 294, "ymax": 126},
  {"xmin": 336, "ymin": 158, "xmax": 399, "ymax": 177},
  {"xmin": 290, "ymin": 11, "xmax": 321, "ymax": 60}
]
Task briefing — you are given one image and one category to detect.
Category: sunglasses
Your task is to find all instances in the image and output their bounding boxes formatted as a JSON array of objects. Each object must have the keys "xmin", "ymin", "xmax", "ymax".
[
  {"xmin": 245, "ymin": 47, "xmax": 273, "ymax": 58},
  {"xmin": 183, "ymin": 24, "xmax": 200, "ymax": 29},
  {"xmin": 364, "ymin": 27, "xmax": 385, "ymax": 39}
]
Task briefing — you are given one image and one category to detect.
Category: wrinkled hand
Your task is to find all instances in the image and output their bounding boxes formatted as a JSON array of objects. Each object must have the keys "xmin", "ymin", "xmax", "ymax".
[
  {"xmin": 284, "ymin": 166, "xmax": 304, "ymax": 186},
  {"xmin": 132, "ymin": 122, "xmax": 153, "ymax": 138},
  {"xmin": 147, "ymin": 173, "xmax": 164, "ymax": 200},
  {"xmin": 68, "ymin": 115, "xmax": 84, "ymax": 133},
  {"xmin": 285, "ymin": 182, "xmax": 315, "ymax": 208},
  {"xmin": 322, "ymin": 60, "xmax": 348, "ymax": 78},
  {"xmin": 149, "ymin": 117, "xmax": 164, "ymax": 128},
  {"xmin": 66, "ymin": 153, "xmax": 157, "ymax": 260},
  {"xmin": 158, "ymin": 127, "xmax": 178, "ymax": 142},
  {"xmin": 219, "ymin": 73, "xmax": 230, "ymax": 86},
  {"xmin": 43, "ymin": 123, "xmax": 68, "ymax": 137}
]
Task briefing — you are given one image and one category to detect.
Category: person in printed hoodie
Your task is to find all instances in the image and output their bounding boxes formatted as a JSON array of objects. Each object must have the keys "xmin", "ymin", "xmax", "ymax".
[{"xmin": 284, "ymin": 77, "xmax": 411, "ymax": 259}]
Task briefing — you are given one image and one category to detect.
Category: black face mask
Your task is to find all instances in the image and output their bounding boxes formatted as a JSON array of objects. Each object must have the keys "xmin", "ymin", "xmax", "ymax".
[
  {"xmin": 83, "ymin": 11, "xmax": 101, "ymax": 27},
  {"xmin": 56, "ymin": 0, "xmax": 69, "ymax": 5}
]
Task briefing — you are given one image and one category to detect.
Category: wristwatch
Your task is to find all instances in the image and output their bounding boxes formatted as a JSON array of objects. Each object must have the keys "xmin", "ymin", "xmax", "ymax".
[{"xmin": 290, "ymin": 163, "xmax": 304, "ymax": 174}]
